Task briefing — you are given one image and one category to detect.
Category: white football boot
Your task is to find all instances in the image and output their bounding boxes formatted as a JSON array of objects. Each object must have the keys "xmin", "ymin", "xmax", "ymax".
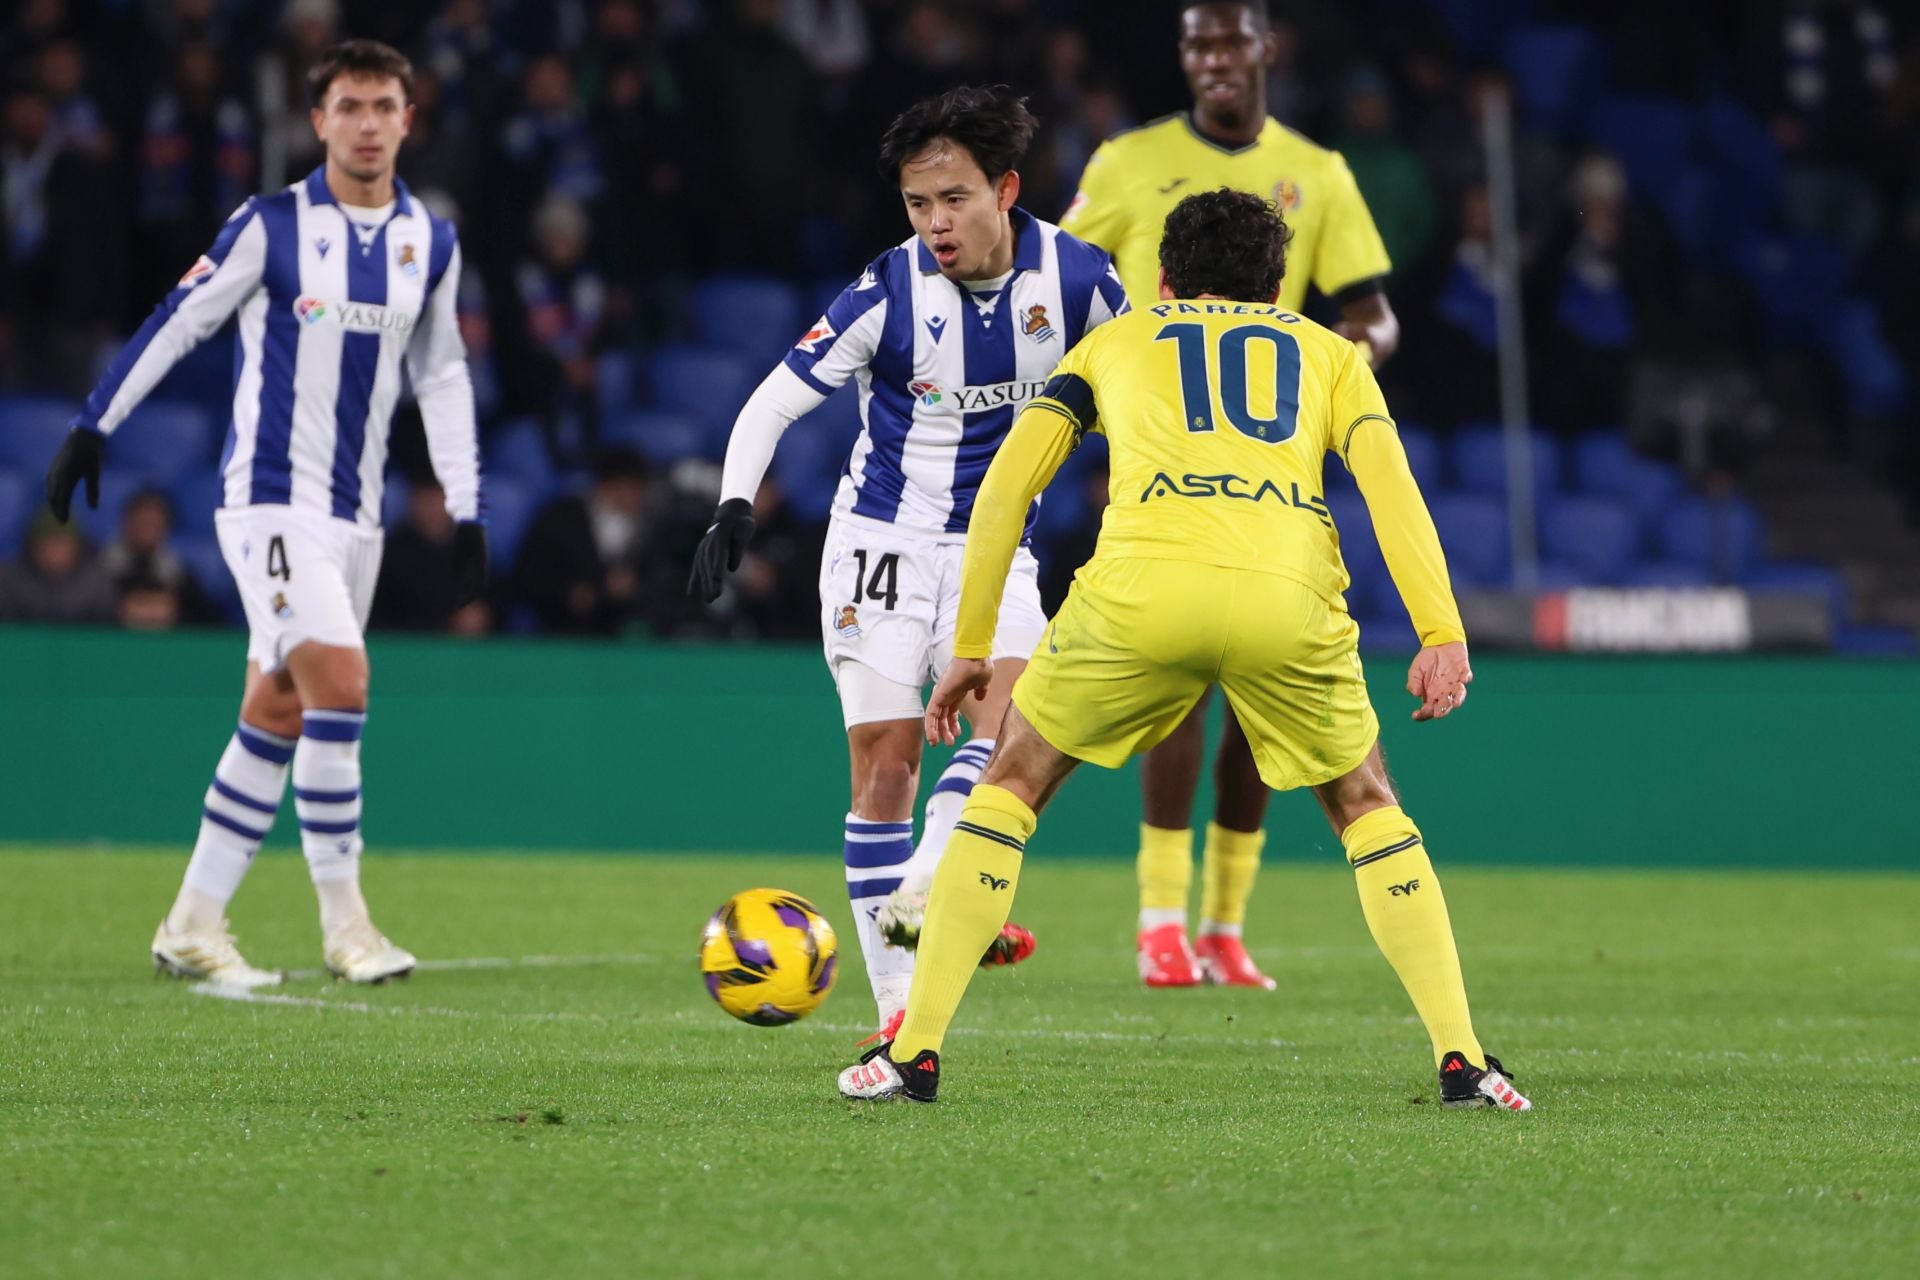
[
  {"xmin": 837, "ymin": 1043, "xmax": 940, "ymax": 1102},
  {"xmin": 152, "ymin": 918, "xmax": 283, "ymax": 989},
  {"xmin": 323, "ymin": 920, "xmax": 417, "ymax": 984}
]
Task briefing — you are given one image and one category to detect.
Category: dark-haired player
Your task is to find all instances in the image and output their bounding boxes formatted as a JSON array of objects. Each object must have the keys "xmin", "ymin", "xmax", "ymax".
[
  {"xmin": 690, "ymin": 86, "xmax": 1129, "ymax": 1034},
  {"xmin": 1061, "ymin": 0, "xmax": 1403, "ymax": 992},
  {"xmin": 841, "ymin": 189, "xmax": 1529, "ymax": 1111},
  {"xmin": 43, "ymin": 41, "xmax": 486, "ymax": 986}
]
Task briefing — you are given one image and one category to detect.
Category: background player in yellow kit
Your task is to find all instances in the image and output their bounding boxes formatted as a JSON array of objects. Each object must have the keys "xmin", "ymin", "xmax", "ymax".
[
  {"xmin": 838, "ymin": 190, "xmax": 1529, "ymax": 1112},
  {"xmin": 1062, "ymin": 0, "xmax": 1403, "ymax": 989}
]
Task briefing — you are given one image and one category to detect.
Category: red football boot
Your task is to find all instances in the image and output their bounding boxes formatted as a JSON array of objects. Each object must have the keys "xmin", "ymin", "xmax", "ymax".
[
  {"xmin": 981, "ymin": 922, "xmax": 1036, "ymax": 967},
  {"xmin": 1137, "ymin": 922, "xmax": 1201, "ymax": 987},
  {"xmin": 1194, "ymin": 932, "xmax": 1277, "ymax": 990}
]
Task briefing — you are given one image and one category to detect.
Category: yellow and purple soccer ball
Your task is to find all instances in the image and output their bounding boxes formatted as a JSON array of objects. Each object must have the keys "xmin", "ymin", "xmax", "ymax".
[{"xmin": 698, "ymin": 889, "xmax": 838, "ymax": 1025}]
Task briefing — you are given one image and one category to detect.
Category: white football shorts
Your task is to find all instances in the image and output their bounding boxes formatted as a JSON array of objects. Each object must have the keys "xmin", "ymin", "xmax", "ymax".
[
  {"xmin": 818, "ymin": 512, "xmax": 1048, "ymax": 729},
  {"xmin": 215, "ymin": 505, "xmax": 383, "ymax": 675}
]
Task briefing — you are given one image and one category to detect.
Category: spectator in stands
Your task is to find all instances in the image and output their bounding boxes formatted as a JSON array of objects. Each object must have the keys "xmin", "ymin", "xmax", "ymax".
[
  {"xmin": 511, "ymin": 446, "xmax": 664, "ymax": 635},
  {"xmin": 253, "ymin": 0, "xmax": 337, "ymax": 190},
  {"xmin": 398, "ymin": 71, "xmax": 481, "ymax": 232},
  {"xmin": 1334, "ymin": 64, "xmax": 1438, "ymax": 279},
  {"xmin": 779, "ymin": 0, "xmax": 872, "ymax": 86},
  {"xmin": 514, "ymin": 194, "xmax": 610, "ymax": 465},
  {"xmin": 0, "ymin": 511, "xmax": 116, "ymax": 624},
  {"xmin": 372, "ymin": 478, "xmax": 492, "ymax": 635},
  {"xmin": 728, "ymin": 477, "xmax": 826, "ymax": 640},
  {"xmin": 98, "ymin": 489, "xmax": 218, "ymax": 627},
  {"xmin": 501, "ymin": 53, "xmax": 604, "ymax": 209},
  {"xmin": 1397, "ymin": 181, "xmax": 1501, "ymax": 427},
  {"xmin": 135, "ymin": 39, "xmax": 254, "ymax": 303},
  {"xmin": 33, "ymin": 39, "xmax": 107, "ymax": 160},
  {"xmin": 421, "ymin": 0, "xmax": 514, "ymax": 136}
]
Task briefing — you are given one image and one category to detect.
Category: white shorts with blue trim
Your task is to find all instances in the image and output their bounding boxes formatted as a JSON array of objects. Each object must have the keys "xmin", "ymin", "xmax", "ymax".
[
  {"xmin": 818, "ymin": 512, "xmax": 1047, "ymax": 729},
  {"xmin": 215, "ymin": 505, "xmax": 382, "ymax": 675}
]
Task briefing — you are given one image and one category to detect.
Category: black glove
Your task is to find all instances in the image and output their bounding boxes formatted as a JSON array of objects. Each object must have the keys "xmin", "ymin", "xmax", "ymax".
[
  {"xmin": 44, "ymin": 427, "xmax": 103, "ymax": 523},
  {"xmin": 451, "ymin": 520, "xmax": 489, "ymax": 609},
  {"xmin": 687, "ymin": 497, "xmax": 756, "ymax": 603}
]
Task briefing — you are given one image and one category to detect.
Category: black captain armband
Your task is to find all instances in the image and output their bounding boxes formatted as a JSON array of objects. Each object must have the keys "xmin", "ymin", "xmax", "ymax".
[{"xmin": 1037, "ymin": 372, "xmax": 1097, "ymax": 443}]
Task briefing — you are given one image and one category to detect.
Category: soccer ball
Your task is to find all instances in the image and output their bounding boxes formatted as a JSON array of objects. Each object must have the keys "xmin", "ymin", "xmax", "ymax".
[{"xmin": 698, "ymin": 889, "xmax": 838, "ymax": 1025}]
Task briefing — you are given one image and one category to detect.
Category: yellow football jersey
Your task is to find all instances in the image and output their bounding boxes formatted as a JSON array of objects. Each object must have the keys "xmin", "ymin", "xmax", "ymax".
[{"xmin": 1061, "ymin": 114, "xmax": 1392, "ymax": 312}]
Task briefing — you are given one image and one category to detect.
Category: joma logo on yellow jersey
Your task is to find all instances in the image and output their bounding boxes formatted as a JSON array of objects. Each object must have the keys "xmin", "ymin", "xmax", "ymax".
[{"xmin": 1140, "ymin": 472, "xmax": 1332, "ymax": 527}]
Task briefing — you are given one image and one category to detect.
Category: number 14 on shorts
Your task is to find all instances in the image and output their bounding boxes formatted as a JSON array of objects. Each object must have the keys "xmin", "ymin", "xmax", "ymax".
[{"xmin": 850, "ymin": 550, "xmax": 899, "ymax": 611}]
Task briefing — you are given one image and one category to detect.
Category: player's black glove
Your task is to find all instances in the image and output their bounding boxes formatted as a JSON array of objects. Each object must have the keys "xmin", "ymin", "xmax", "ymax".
[
  {"xmin": 451, "ymin": 520, "xmax": 489, "ymax": 609},
  {"xmin": 687, "ymin": 497, "xmax": 756, "ymax": 603},
  {"xmin": 44, "ymin": 427, "xmax": 104, "ymax": 523}
]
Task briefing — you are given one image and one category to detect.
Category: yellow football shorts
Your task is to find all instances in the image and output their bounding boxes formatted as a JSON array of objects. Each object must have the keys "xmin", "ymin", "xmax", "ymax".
[{"xmin": 1012, "ymin": 557, "xmax": 1380, "ymax": 791}]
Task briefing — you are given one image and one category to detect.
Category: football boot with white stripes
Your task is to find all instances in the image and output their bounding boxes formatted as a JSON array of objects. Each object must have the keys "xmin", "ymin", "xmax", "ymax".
[
  {"xmin": 1439, "ymin": 1051, "xmax": 1532, "ymax": 1111},
  {"xmin": 838, "ymin": 1041, "xmax": 940, "ymax": 1103},
  {"xmin": 152, "ymin": 918, "xmax": 283, "ymax": 989},
  {"xmin": 323, "ymin": 921, "xmax": 416, "ymax": 984}
]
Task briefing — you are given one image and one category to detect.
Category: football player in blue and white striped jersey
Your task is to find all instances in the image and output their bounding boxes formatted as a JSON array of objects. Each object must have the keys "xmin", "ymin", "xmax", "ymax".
[
  {"xmin": 45, "ymin": 40, "xmax": 484, "ymax": 988},
  {"xmin": 689, "ymin": 86, "xmax": 1129, "ymax": 1033}
]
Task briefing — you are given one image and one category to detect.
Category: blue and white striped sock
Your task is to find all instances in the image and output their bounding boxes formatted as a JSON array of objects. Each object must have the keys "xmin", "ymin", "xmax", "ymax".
[
  {"xmin": 844, "ymin": 813, "xmax": 916, "ymax": 1020},
  {"xmin": 173, "ymin": 721, "xmax": 295, "ymax": 925},
  {"xmin": 295, "ymin": 709, "xmax": 369, "ymax": 934},
  {"xmin": 901, "ymin": 738, "xmax": 995, "ymax": 890}
]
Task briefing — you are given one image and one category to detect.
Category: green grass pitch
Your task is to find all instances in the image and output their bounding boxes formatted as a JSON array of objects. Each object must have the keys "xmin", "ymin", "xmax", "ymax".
[{"xmin": 3, "ymin": 846, "xmax": 1917, "ymax": 1278}]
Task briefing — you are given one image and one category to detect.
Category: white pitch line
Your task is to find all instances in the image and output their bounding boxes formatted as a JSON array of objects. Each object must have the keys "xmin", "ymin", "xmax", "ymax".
[{"xmin": 279, "ymin": 952, "xmax": 659, "ymax": 982}]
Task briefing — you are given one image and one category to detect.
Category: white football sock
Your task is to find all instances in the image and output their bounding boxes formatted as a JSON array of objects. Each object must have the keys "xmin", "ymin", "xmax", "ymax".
[
  {"xmin": 844, "ymin": 812, "xmax": 915, "ymax": 1021},
  {"xmin": 170, "ymin": 721, "xmax": 294, "ymax": 931},
  {"xmin": 900, "ymin": 738, "xmax": 993, "ymax": 891},
  {"xmin": 294, "ymin": 710, "xmax": 370, "ymax": 936},
  {"xmin": 1139, "ymin": 907, "xmax": 1187, "ymax": 931}
]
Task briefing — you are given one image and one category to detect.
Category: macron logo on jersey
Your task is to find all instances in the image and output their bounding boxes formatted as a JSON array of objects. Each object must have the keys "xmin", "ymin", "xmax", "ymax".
[
  {"xmin": 291, "ymin": 296, "xmax": 416, "ymax": 337},
  {"xmin": 795, "ymin": 316, "xmax": 836, "ymax": 354}
]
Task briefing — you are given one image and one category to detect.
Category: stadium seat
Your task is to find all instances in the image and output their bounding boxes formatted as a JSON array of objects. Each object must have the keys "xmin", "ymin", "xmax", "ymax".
[
  {"xmin": 1425, "ymin": 0, "xmax": 1535, "ymax": 58},
  {"xmin": 647, "ymin": 345, "xmax": 756, "ymax": 437},
  {"xmin": 1733, "ymin": 233, "xmax": 1849, "ymax": 345},
  {"xmin": 1699, "ymin": 94, "xmax": 1784, "ymax": 213},
  {"xmin": 1622, "ymin": 560, "xmax": 1714, "ymax": 588},
  {"xmin": 1570, "ymin": 431, "xmax": 1635, "ymax": 496},
  {"xmin": 1397, "ymin": 423, "xmax": 1444, "ymax": 491},
  {"xmin": 109, "ymin": 401, "xmax": 215, "ymax": 487},
  {"xmin": 167, "ymin": 469, "xmax": 223, "ymax": 539},
  {"xmin": 0, "ymin": 395, "xmax": 80, "ymax": 474},
  {"xmin": 1741, "ymin": 560, "xmax": 1848, "ymax": 628},
  {"xmin": 481, "ymin": 477, "xmax": 539, "ymax": 575},
  {"xmin": 1502, "ymin": 25, "xmax": 1607, "ymax": 135},
  {"xmin": 1426, "ymin": 492, "xmax": 1510, "ymax": 586},
  {"xmin": 1326, "ymin": 492, "xmax": 1384, "ymax": 583},
  {"xmin": 594, "ymin": 348, "xmax": 640, "ymax": 419},
  {"xmin": 1833, "ymin": 625, "xmax": 1918, "ymax": 656},
  {"xmin": 603, "ymin": 409, "xmax": 708, "ymax": 466},
  {"xmin": 1449, "ymin": 424, "xmax": 1560, "ymax": 498},
  {"xmin": 72, "ymin": 471, "xmax": 154, "ymax": 547},
  {"xmin": 692, "ymin": 275, "xmax": 803, "ymax": 364},
  {"xmin": 805, "ymin": 277, "xmax": 847, "ymax": 329},
  {"xmin": 1354, "ymin": 611, "xmax": 1419, "ymax": 654},
  {"xmin": 484, "ymin": 419, "xmax": 557, "ymax": 499},
  {"xmin": 0, "ymin": 468, "xmax": 33, "ymax": 558},
  {"xmin": 173, "ymin": 534, "xmax": 240, "ymax": 622},
  {"xmin": 772, "ymin": 423, "xmax": 848, "ymax": 522},
  {"xmin": 1539, "ymin": 495, "xmax": 1641, "ymax": 583},
  {"xmin": 1657, "ymin": 496, "xmax": 1764, "ymax": 576},
  {"xmin": 1586, "ymin": 94, "xmax": 1696, "ymax": 198}
]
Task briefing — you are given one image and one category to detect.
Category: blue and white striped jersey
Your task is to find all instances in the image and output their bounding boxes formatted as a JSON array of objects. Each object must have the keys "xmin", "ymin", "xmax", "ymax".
[
  {"xmin": 784, "ymin": 208, "xmax": 1128, "ymax": 541},
  {"xmin": 76, "ymin": 167, "xmax": 481, "ymax": 529}
]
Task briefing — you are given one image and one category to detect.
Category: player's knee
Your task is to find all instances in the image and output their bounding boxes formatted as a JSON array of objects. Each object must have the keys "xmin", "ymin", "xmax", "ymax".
[
  {"xmin": 240, "ymin": 682, "xmax": 302, "ymax": 739},
  {"xmin": 854, "ymin": 753, "xmax": 916, "ymax": 817}
]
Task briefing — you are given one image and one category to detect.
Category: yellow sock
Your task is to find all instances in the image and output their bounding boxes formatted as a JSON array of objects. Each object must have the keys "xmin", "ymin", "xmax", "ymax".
[
  {"xmin": 1342, "ymin": 806, "xmax": 1484, "ymax": 1068},
  {"xmin": 1137, "ymin": 823, "xmax": 1193, "ymax": 924},
  {"xmin": 1199, "ymin": 821, "xmax": 1265, "ymax": 932},
  {"xmin": 893, "ymin": 784, "xmax": 1034, "ymax": 1059}
]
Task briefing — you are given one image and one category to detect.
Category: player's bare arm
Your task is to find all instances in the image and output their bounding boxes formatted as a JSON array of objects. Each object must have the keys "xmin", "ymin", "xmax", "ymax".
[{"xmin": 1335, "ymin": 290, "xmax": 1400, "ymax": 368}]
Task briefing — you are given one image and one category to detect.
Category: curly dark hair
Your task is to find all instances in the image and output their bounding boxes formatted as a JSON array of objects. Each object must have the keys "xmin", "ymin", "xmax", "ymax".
[
  {"xmin": 307, "ymin": 39, "xmax": 414, "ymax": 108},
  {"xmin": 876, "ymin": 85, "xmax": 1038, "ymax": 183},
  {"xmin": 1158, "ymin": 188, "xmax": 1292, "ymax": 302}
]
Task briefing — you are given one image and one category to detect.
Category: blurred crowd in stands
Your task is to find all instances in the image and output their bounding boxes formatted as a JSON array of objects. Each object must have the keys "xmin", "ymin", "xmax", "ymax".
[{"xmin": 2, "ymin": 0, "xmax": 1916, "ymax": 642}]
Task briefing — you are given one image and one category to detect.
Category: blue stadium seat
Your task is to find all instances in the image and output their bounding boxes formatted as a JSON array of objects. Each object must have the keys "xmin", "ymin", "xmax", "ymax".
[
  {"xmin": 1354, "ymin": 612, "xmax": 1419, "ymax": 654},
  {"xmin": 1833, "ymin": 625, "xmax": 1917, "ymax": 656},
  {"xmin": 1449, "ymin": 424, "xmax": 1560, "ymax": 497},
  {"xmin": 1539, "ymin": 495, "xmax": 1641, "ymax": 583},
  {"xmin": 1586, "ymin": 94, "xmax": 1696, "ymax": 199},
  {"xmin": 110, "ymin": 401, "xmax": 215, "ymax": 486},
  {"xmin": 167, "ymin": 469, "xmax": 223, "ymax": 539},
  {"xmin": 1326, "ymin": 492, "xmax": 1383, "ymax": 582},
  {"xmin": 72, "ymin": 471, "xmax": 153, "ymax": 547},
  {"xmin": 1699, "ymin": 94, "xmax": 1783, "ymax": 214},
  {"xmin": 1425, "ymin": 0, "xmax": 1536, "ymax": 58},
  {"xmin": 1524, "ymin": 560, "xmax": 1592, "ymax": 591},
  {"xmin": 1502, "ymin": 25, "xmax": 1607, "ymax": 135},
  {"xmin": 1570, "ymin": 431, "xmax": 1635, "ymax": 496},
  {"xmin": 1397, "ymin": 423, "xmax": 1444, "ymax": 491},
  {"xmin": 1622, "ymin": 560, "xmax": 1713, "ymax": 588},
  {"xmin": 1741, "ymin": 560, "xmax": 1848, "ymax": 628},
  {"xmin": 772, "ymin": 422, "xmax": 848, "ymax": 522},
  {"xmin": 692, "ymin": 275, "xmax": 803, "ymax": 364},
  {"xmin": 484, "ymin": 419, "xmax": 557, "ymax": 498},
  {"xmin": 1658, "ymin": 496, "xmax": 1764, "ymax": 576},
  {"xmin": 481, "ymin": 477, "xmax": 539, "ymax": 575},
  {"xmin": 603, "ymin": 409, "xmax": 707, "ymax": 466},
  {"xmin": 594, "ymin": 348, "xmax": 640, "ymax": 419},
  {"xmin": 1426, "ymin": 492, "xmax": 1510, "ymax": 585},
  {"xmin": 0, "ymin": 396, "xmax": 80, "ymax": 474},
  {"xmin": 1733, "ymin": 233, "xmax": 1849, "ymax": 344},
  {"xmin": 0, "ymin": 468, "xmax": 33, "ymax": 558},
  {"xmin": 173, "ymin": 535, "xmax": 242, "ymax": 624},
  {"xmin": 647, "ymin": 345, "xmax": 756, "ymax": 437},
  {"xmin": 805, "ymin": 278, "xmax": 847, "ymax": 329}
]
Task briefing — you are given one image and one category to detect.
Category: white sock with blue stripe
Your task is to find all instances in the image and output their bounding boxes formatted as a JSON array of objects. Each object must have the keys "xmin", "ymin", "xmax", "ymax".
[
  {"xmin": 169, "ymin": 721, "xmax": 295, "ymax": 931},
  {"xmin": 901, "ymin": 738, "xmax": 995, "ymax": 892},
  {"xmin": 844, "ymin": 813, "xmax": 916, "ymax": 1021},
  {"xmin": 295, "ymin": 709, "xmax": 370, "ymax": 936}
]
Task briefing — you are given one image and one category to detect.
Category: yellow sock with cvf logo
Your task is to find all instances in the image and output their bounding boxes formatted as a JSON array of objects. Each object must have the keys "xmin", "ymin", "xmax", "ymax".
[
  {"xmin": 892, "ymin": 784, "xmax": 1032, "ymax": 1060},
  {"xmin": 1342, "ymin": 805, "xmax": 1485, "ymax": 1069}
]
